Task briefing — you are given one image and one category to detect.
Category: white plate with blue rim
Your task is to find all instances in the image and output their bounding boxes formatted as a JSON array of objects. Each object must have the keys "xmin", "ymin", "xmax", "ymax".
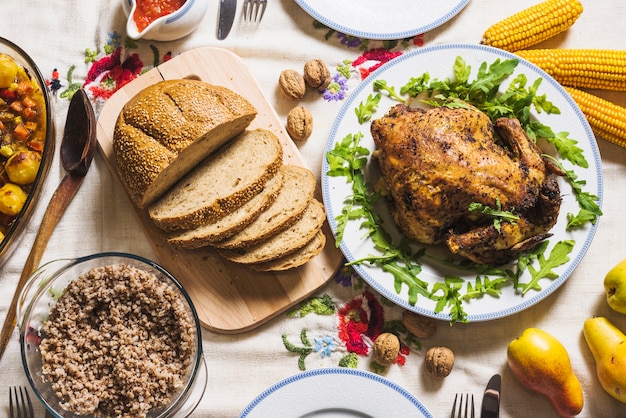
[
  {"xmin": 294, "ymin": 0, "xmax": 469, "ymax": 40},
  {"xmin": 321, "ymin": 43, "xmax": 603, "ymax": 322},
  {"xmin": 239, "ymin": 367, "xmax": 433, "ymax": 417}
]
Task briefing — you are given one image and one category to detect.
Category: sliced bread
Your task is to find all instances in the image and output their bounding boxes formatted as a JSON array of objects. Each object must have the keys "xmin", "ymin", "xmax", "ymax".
[
  {"xmin": 249, "ymin": 230, "xmax": 326, "ymax": 271},
  {"xmin": 148, "ymin": 128, "xmax": 284, "ymax": 232},
  {"xmin": 166, "ymin": 166, "xmax": 285, "ymax": 248},
  {"xmin": 113, "ymin": 79, "xmax": 257, "ymax": 208},
  {"xmin": 212, "ymin": 164, "xmax": 316, "ymax": 250},
  {"xmin": 218, "ymin": 199, "xmax": 326, "ymax": 264}
]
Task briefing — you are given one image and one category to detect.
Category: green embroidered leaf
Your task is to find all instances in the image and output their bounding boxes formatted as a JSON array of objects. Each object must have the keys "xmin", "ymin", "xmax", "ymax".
[{"xmin": 338, "ymin": 353, "xmax": 359, "ymax": 368}]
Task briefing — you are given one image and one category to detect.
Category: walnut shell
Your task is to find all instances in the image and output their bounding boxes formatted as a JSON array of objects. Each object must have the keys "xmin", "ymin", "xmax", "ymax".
[
  {"xmin": 286, "ymin": 106, "xmax": 313, "ymax": 141},
  {"xmin": 278, "ymin": 69, "xmax": 306, "ymax": 100},
  {"xmin": 424, "ymin": 346, "xmax": 454, "ymax": 379},
  {"xmin": 303, "ymin": 59, "xmax": 331, "ymax": 91},
  {"xmin": 372, "ymin": 332, "xmax": 400, "ymax": 366},
  {"xmin": 402, "ymin": 310, "xmax": 437, "ymax": 339}
]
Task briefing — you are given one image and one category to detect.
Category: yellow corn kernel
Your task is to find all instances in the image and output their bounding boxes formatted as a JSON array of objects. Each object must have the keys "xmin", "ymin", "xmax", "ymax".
[
  {"xmin": 564, "ymin": 86, "xmax": 626, "ymax": 148},
  {"xmin": 481, "ymin": 0, "xmax": 584, "ymax": 53},
  {"xmin": 516, "ymin": 49, "xmax": 626, "ymax": 91}
]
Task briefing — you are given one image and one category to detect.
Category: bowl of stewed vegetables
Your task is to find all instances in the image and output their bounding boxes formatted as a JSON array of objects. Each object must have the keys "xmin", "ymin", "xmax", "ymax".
[{"xmin": 0, "ymin": 37, "xmax": 54, "ymax": 266}]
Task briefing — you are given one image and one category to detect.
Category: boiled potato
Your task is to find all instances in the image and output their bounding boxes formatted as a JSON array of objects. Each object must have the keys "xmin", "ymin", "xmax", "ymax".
[
  {"xmin": 0, "ymin": 183, "xmax": 27, "ymax": 216},
  {"xmin": 5, "ymin": 150, "xmax": 41, "ymax": 185},
  {"xmin": 0, "ymin": 54, "xmax": 18, "ymax": 88}
]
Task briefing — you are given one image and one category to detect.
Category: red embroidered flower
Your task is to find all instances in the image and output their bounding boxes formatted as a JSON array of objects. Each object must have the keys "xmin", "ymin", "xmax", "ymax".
[
  {"xmin": 84, "ymin": 47, "xmax": 145, "ymax": 100},
  {"xmin": 352, "ymin": 48, "xmax": 403, "ymax": 80},
  {"xmin": 337, "ymin": 291, "xmax": 386, "ymax": 356}
]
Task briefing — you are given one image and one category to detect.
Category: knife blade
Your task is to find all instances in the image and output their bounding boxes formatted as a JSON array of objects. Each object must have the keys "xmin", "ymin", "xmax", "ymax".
[
  {"xmin": 217, "ymin": 0, "xmax": 237, "ymax": 40},
  {"xmin": 480, "ymin": 374, "xmax": 501, "ymax": 418}
]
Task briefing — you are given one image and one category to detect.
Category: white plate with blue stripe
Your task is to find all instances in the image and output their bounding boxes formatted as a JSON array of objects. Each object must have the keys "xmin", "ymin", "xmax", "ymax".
[
  {"xmin": 239, "ymin": 368, "xmax": 433, "ymax": 417},
  {"xmin": 294, "ymin": 0, "xmax": 469, "ymax": 40},
  {"xmin": 321, "ymin": 43, "xmax": 603, "ymax": 322}
]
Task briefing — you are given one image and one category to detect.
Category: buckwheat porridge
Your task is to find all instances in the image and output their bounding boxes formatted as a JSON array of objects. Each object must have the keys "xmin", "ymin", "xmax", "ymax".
[{"xmin": 39, "ymin": 264, "xmax": 197, "ymax": 418}]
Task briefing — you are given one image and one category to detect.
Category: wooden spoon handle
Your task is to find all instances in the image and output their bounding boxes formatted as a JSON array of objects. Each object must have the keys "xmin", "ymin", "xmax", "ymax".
[{"xmin": 0, "ymin": 172, "xmax": 86, "ymax": 361}]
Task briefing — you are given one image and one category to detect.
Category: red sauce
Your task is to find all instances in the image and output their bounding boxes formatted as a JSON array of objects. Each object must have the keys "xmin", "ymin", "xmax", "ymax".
[{"xmin": 133, "ymin": 0, "xmax": 187, "ymax": 32}]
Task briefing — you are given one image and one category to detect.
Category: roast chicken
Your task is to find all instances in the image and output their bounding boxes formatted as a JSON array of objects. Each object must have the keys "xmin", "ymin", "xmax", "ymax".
[{"xmin": 370, "ymin": 103, "xmax": 563, "ymax": 265}]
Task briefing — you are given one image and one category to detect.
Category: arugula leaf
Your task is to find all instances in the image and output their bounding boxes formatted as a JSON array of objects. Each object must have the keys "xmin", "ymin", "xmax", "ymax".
[
  {"xmin": 468, "ymin": 199, "xmax": 520, "ymax": 232},
  {"xmin": 355, "ymin": 93, "xmax": 382, "ymax": 124},
  {"xmin": 517, "ymin": 240, "xmax": 575, "ymax": 295},
  {"xmin": 373, "ymin": 80, "xmax": 405, "ymax": 103},
  {"xmin": 544, "ymin": 155, "xmax": 602, "ymax": 228}
]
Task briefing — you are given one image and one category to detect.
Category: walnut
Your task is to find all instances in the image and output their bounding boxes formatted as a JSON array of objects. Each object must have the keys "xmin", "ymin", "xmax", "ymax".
[
  {"xmin": 278, "ymin": 69, "xmax": 306, "ymax": 100},
  {"xmin": 286, "ymin": 106, "xmax": 313, "ymax": 141},
  {"xmin": 402, "ymin": 310, "xmax": 437, "ymax": 338},
  {"xmin": 424, "ymin": 346, "xmax": 455, "ymax": 379},
  {"xmin": 372, "ymin": 332, "xmax": 400, "ymax": 366},
  {"xmin": 303, "ymin": 59, "xmax": 331, "ymax": 91}
]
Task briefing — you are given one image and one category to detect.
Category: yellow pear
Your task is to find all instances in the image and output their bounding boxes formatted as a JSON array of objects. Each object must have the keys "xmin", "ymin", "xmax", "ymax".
[
  {"xmin": 583, "ymin": 317, "xmax": 626, "ymax": 403},
  {"xmin": 507, "ymin": 327, "xmax": 584, "ymax": 417}
]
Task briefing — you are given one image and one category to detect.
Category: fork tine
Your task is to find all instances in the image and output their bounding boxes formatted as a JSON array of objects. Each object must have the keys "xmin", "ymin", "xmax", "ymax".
[
  {"xmin": 9, "ymin": 387, "xmax": 34, "ymax": 418},
  {"xmin": 256, "ymin": 0, "xmax": 267, "ymax": 22},
  {"xmin": 451, "ymin": 393, "xmax": 475, "ymax": 418}
]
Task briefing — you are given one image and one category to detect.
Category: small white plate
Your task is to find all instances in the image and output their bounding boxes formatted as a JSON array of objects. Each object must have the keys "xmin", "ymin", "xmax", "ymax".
[
  {"xmin": 239, "ymin": 368, "xmax": 433, "ymax": 417},
  {"xmin": 321, "ymin": 43, "xmax": 603, "ymax": 322},
  {"xmin": 294, "ymin": 0, "xmax": 469, "ymax": 40}
]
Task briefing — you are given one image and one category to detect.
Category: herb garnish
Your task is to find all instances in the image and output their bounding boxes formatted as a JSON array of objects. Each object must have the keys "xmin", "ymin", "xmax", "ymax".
[
  {"xmin": 468, "ymin": 199, "xmax": 520, "ymax": 232},
  {"xmin": 326, "ymin": 55, "xmax": 600, "ymax": 324}
]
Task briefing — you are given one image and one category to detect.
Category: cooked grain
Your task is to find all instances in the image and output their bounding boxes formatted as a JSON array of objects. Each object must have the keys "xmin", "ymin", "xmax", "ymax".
[{"xmin": 39, "ymin": 264, "xmax": 196, "ymax": 418}]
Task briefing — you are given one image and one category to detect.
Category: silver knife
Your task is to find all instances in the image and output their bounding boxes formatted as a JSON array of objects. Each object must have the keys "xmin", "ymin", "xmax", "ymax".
[
  {"xmin": 217, "ymin": 0, "xmax": 237, "ymax": 40},
  {"xmin": 480, "ymin": 374, "xmax": 501, "ymax": 418}
]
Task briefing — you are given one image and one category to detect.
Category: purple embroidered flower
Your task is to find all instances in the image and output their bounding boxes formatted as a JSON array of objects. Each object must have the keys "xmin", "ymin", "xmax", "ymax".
[
  {"xmin": 313, "ymin": 336, "xmax": 337, "ymax": 358},
  {"xmin": 322, "ymin": 73, "xmax": 348, "ymax": 102},
  {"xmin": 334, "ymin": 264, "xmax": 358, "ymax": 287},
  {"xmin": 336, "ymin": 33, "xmax": 363, "ymax": 49},
  {"xmin": 107, "ymin": 31, "xmax": 122, "ymax": 49}
]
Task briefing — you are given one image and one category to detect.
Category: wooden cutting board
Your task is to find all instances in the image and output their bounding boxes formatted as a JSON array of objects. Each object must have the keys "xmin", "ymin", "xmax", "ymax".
[{"xmin": 96, "ymin": 47, "xmax": 343, "ymax": 334}]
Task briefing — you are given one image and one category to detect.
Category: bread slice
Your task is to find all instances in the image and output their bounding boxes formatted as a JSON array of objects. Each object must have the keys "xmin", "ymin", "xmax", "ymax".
[
  {"xmin": 113, "ymin": 79, "xmax": 257, "ymax": 208},
  {"xmin": 166, "ymin": 166, "xmax": 284, "ymax": 248},
  {"xmin": 249, "ymin": 230, "xmax": 326, "ymax": 271},
  {"xmin": 212, "ymin": 165, "xmax": 316, "ymax": 250},
  {"xmin": 218, "ymin": 199, "xmax": 326, "ymax": 264},
  {"xmin": 148, "ymin": 128, "xmax": 283, "ymax": 232}
]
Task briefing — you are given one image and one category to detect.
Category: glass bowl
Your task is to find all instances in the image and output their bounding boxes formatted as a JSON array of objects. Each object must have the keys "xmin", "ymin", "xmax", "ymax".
[
  {"xmin": 18, "ymin": 252, "xmax": 207, "ymax": 418},
  {"xmin": 0, "ymin": 36, "xmax": 55, "ymax": 267}
]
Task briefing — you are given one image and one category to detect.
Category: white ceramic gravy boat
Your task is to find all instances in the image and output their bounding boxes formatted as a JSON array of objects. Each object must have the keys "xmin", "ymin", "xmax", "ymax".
[{"xmin": 123, "ymin": 0, "xmax": 209, "ymax": 41}]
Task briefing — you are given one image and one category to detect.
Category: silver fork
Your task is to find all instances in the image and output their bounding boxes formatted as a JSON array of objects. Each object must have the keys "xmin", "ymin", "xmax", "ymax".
[
  {"xmin": 243, "ymin": 0, "xmax": 267, "ymax": 22},
  {"xmin": 9, "ymin": 386, "xmax": 34, "ymax": 418},
  {"xmin": 451, "ymin": 393, "xmax": 475, "ymax": 418}
]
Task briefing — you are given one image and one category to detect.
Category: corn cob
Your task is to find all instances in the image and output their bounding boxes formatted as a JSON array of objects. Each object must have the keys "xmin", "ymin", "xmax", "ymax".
[
  {"xmin": 564, "ymin": 86, "xmax": 626, "ymax": 148},
  {"xmin": 480, "ymin": 0, "xmax": 584, "ymax": 53},
  {"xmin": 516, "ymin": 49, "xmax": 626, "ymax": 91}
]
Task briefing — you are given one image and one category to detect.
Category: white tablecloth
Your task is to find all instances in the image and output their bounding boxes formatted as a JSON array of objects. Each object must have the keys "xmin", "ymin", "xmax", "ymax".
[{"xmin": 1, "ymin": 0, "xmax": 626, "ymax": 416}]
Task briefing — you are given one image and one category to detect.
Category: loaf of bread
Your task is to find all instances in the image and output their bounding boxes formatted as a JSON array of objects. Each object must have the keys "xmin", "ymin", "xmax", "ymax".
[
  {"xmin": 148, "ymin": 128, "xmax": 283, "ymax": 232},
  {"xmin": 212, "ymin": 164, "xmax": 315, "ymax": 250},
  {"xmin": 113, "ymin": 79, "xmax": 257, "ymax": 208}
]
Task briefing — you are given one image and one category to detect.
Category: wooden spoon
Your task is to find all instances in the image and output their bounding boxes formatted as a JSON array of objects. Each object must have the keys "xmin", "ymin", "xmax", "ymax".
[{"xmin": 0, "ymin": 89, "xmax": 97, "ymax": 361}]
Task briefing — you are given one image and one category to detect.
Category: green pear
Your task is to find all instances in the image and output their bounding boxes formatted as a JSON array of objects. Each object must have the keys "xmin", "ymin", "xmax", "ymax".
[{"xmin": 604, "ymin": 259, "xmax": 626, "ymax": 314}]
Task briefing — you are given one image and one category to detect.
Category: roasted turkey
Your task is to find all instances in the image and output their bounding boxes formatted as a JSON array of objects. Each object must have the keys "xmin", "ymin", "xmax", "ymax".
[{"xmin": 370, "ymin": 103, "xmax": 563, "ymax": 265}]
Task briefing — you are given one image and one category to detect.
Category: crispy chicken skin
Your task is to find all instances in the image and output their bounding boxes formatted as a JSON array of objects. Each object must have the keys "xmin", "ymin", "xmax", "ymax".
[{"xmin": 370, "ymin": 103, "xmax": 562, "ymax": 265}]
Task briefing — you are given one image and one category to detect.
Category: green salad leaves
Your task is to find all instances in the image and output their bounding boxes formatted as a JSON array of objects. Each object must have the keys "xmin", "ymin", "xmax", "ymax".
[{"xmin": 326, "ymin": 55, "xmax": 601, "ymax": 324}]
